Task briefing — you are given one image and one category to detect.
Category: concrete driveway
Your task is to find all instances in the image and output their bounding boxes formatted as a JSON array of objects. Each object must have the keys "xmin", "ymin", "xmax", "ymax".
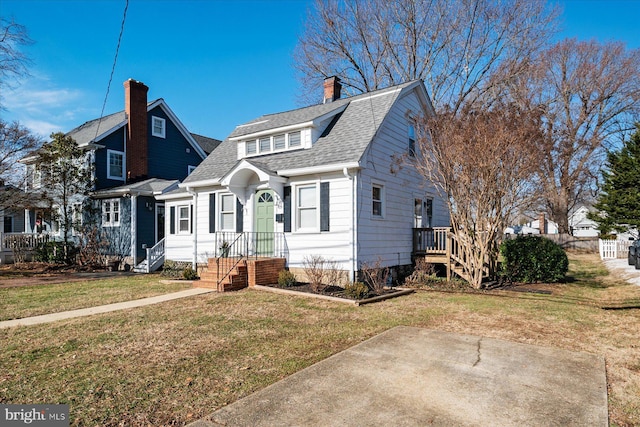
[
  {"xmin": 603, "ymin": 258, "xmax": 640, "ymax": 286},
  {"xmin": 190, "ymin": 327, "xmax": 607, "ymax": 427}
]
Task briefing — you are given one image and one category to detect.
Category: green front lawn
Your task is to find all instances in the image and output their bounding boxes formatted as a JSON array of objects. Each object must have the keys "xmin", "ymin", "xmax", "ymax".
[{"xmin": 0, "ymin": 254, "xmax": 639, "ymax": 426}]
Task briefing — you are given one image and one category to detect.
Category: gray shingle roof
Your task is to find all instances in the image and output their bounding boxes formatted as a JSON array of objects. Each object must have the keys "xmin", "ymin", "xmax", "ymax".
[
  {"xmin": 67, "ymin": 110, "xmax": 127, "ymax": 147},
  {"xmin": 190, "ymin": 133, "xmax": 222, "ymax": 155},
  {"xmin": 92, "ymin": 178, "xmax": 178, "ymax": 197},
  {"xmin": 184, "ymin": 80, "xmax": 420, "ymax": 184}
]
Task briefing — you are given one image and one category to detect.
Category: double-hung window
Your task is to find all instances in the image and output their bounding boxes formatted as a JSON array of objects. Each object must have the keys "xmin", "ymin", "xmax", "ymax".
[
  {"xmin": 102, "ymin": 199, "xmax": 120, "ymax": 227},
  {"xmin": 107, "ymin": 149, "xmax": 125, "ymax": 180},
  {"xmin": 297, "ymin": 185, "xmax": 317, "ymax": 230},
  {"xmin": 178, "ymin": 205, "xmax": 190, "ymax": 233},
  {"xmin": 152, "ymin": 116, "xmax": 166, "ymax": 138},
  {"xmin": 372, "ymin": 185, "xmax": 384, "ymax": 217},
  {"xmin": 220, "ymin": 194, "xmax": 235, "ymax": 231}
]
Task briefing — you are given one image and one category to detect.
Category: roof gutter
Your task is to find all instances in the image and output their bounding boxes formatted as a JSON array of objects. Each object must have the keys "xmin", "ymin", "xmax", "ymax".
[{"xmin": 278, "ymin": 162, "xmax": 360, "ymax": 177}]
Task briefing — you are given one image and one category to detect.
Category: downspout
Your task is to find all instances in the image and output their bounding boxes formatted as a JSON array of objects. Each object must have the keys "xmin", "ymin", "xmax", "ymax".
[
  {"xmin": 186, "ymin": 186, "xmax": 197, "ymax": 269},
  {"xmin": 131, "ymin": 193, "xmax": 137, "ymax": 265},
  {"xmin": 343, "ymin": 167, "xmax": 357, "ymax": 282}
]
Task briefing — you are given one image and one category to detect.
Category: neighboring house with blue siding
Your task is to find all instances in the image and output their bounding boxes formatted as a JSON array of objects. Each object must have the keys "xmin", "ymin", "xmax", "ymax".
[
  {"xmin": 20, "ymin": 79, "xmax": 219, "ymax": 269},
  {"xmin": 159, "ymin": 78, "xmax": 449, "ymax": 285}
]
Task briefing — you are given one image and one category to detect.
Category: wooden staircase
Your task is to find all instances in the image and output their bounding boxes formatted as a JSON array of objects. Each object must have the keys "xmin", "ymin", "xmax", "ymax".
[
  {"xmin": 197, "ymin": 257, "xmax": 248, "ymax": 292},
  {"xmin": 414, "ymin": 227, "xmax": 491, "ymax": 285}
]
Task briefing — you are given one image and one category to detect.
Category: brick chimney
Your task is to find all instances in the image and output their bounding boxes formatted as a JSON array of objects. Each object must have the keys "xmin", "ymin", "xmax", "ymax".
[
  {"xmin": 323, "ymin": 76, "xmax": 342, "ymax": 103},
  {"xmin": 538, "ymin": 212, "xmax": 547, "ymax": 234},
  {"xmin": 124, "ymin": 79, "xmax": 149, "ymax": 182}
]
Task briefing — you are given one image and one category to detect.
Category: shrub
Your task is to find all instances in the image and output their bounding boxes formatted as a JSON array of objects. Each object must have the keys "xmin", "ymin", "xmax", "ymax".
[
  {"xmin": 277, "ymin": 269, "xmax": 297, "ymax": 288},
  {"xmin": 500, "ymin": 236, "xmax": 568, "ymax": 283},
  {"xmin": 34, "ymin": 241, "xmax": 75, "ymax": 264},
  {"xmin": 344, "ymin": 281, "xmax": 369, "ymax": 299},
  {"xmin": 182, "ymin": 265, "xmax": 199, "ymax": 280},
  {"xmin": 359, "ymin": 258, "xmax": 390, "ymax": 295},
  {"xmin": 161, "ymin": 260, "xmax": 194, "ymax": 279},
  {"xmin": 303, "ymin": 255, "xmax": 329, "ymax": 292}
]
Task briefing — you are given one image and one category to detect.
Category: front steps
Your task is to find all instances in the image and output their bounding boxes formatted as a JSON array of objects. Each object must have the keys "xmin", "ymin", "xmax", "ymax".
[{"xmin": 198, "ymin": 257, "xmax": 248, "ymax": 292}]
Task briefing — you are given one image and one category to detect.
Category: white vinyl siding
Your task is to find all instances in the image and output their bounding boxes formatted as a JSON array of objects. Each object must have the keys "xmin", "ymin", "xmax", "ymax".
[{"xmin": 152, "ymin": 116, "xmax": 166, "ymax": 138}]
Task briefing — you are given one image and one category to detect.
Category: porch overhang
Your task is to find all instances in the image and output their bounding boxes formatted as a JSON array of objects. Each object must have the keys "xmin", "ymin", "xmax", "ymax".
[{"xmin": 220, "ymin": 159, "xmax": 287, "ymax": 203}]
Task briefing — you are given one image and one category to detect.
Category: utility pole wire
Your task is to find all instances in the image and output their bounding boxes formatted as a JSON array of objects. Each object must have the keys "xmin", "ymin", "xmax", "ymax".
[{"xmin": 93, "ymin": 0, "xmax": 129, "ymax": 142}]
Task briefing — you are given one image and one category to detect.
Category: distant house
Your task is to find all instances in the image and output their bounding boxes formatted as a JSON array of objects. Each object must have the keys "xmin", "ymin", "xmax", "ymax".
[
  {"xmin": 505, "ymin": 213, "xmax": 559, "ymax": 235},
  {"xmin": 158, "ymin": 78, "xmax": 449, "ymax": 287},
  {"xmin": 569, "ymin": 205, "xmax": 600, "ymax": 237},
  {"xmin": 19, "ymin": 79, "xmax": 220, "ymax": 270}
]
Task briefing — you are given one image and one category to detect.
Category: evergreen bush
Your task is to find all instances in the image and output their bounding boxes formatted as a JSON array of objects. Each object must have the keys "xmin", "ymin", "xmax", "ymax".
[
  {"xmin": 277, "ymin": 270, "xmax": 297, "ymax": 288},
  {"xmin": 344, "ymin": 281, "xmax": 370, "ymax": 299},
  {"xmin": 500, "ymin": 236, "xmax": 568, "ymax": 283}
]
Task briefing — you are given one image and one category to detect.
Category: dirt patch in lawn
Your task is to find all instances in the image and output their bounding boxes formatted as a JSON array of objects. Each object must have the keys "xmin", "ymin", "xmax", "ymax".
[{"xmin": 0, "ymin": 263, "xmax": 132, "ymax": 288}]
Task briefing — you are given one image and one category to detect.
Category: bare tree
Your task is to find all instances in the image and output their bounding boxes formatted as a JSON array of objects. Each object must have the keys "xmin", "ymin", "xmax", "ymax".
[
  {"xmin": 295, "ymin": 0, "xmax": 559, "ymax": 110},
  {"xmin": 0, "ymin": 119, "xmax": 42, "ymax": 190},
  {"xmin": 0, "ymin": 17, "xmax": 32, "ymax": 107},
  {"xmin": 416, "ymin": 104, "xmax": 542, "ymax": 288},
  {"xmin": 505, "ymin": 39, "xmax": 640, "ymax": 233}
]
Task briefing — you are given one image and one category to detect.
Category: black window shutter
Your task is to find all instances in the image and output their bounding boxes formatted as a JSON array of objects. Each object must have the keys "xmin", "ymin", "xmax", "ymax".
[
  {"xmin": 320, "ymin": 182, "xmax": 330, "ymax": 231},
  {"xmin": 235, "ymin": 198, "xmax": 243, "ymax": 232},
  {"xmin": 283, "ymin": 186, "xmax": 291, "ymax": 232},
  {"xmin": 209, "ymin": 193, "xmax": 216, "ymax": 233},
  {"xmin": 170, "ymin": 206, "xmax": 175, "ymax": 234}
]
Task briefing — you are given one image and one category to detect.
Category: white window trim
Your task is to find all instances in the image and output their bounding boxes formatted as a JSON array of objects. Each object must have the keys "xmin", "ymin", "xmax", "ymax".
[
  {"xmin": 294, "ymin": 181, "xmax": 319, "ymax": 232},
  {"xmin": 219, "ymin": 193, "xmax": 236, "ymax": 231},
  {"xmin": 102, "ymin": 199, "xmax": 121, "ymax": 227},
  {"xmin": 152, "ymin": 116, "xmax": 166, "ymax": 138},
  {"xmin": 107, "ymin": 149, "xmax": 125, "ymax": 181},
  {"xmin": 372, "ymin": 183, "xmax": 385, "ymax": 219},
  {"xmin": 177, "ymin": 204, "xmax": 191, "ymax": 235}
]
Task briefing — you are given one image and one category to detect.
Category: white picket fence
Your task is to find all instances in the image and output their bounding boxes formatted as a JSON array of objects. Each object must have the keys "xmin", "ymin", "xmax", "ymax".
[{"xmin": 599, "ymin": 239, "xmax": 630, "ymax": 260}]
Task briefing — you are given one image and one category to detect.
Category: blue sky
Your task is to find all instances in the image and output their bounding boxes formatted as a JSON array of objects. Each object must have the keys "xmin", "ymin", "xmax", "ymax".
[{"xmin": 1, "ymin": 0, "xmax": 639, "ymax": 140}]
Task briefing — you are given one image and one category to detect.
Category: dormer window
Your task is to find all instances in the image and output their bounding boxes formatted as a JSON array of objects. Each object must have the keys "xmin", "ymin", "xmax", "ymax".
[
  {"xmin": 289, "ymin": 131, "xmax": 301, "ymax": 147},
  {"xmin": 152, "ymin": 116, "xmax": 166, "ymax": 138},
  {"xmin": 259, "ymin": 137, "xmax": 271, "ymax": 153},
  {"xmin": 274, "ymin": 134, "xmax": 286, "ymax": 150},
  {"xmin": 246, "ymin": 140, "xmax": 257, "ymax": 154},
  {"xmin": 243, "ymin": 130, "xmax": 305, "ymax": 157}
]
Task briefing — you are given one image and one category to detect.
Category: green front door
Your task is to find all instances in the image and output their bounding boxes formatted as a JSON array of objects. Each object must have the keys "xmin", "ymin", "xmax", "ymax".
[{"xmin": 254, "ymin": 190, "xmax": 274, "ymax": 256}]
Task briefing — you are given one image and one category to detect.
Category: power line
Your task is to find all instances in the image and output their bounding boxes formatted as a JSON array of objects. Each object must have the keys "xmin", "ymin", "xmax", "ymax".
[{"xmin": 93, "ymin": 0, "xmax": 129, "ymax": 142}]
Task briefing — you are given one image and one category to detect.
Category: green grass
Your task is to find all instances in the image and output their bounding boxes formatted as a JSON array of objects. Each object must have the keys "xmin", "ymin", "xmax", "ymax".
[
  {"xmin": 0, "ymin": 275, "xmax": 192, "ymax": 321},
  {"xmin": 0, "ymin": 254, "xmax": 639, "ymax": 426}
]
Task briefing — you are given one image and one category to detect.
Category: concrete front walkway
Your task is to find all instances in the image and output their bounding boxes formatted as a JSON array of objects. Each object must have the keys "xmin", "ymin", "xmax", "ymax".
[
  {"xmin": 191, "ymin": 327, "xmax": 608, "ymax": 427},
  {"xmin": 0, "ymin": 288, "xmax": 214, "ymax": 329}
]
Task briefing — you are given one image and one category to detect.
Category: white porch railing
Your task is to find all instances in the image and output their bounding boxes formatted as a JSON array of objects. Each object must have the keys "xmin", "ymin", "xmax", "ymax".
[{"xmin": 144, "ymin": 238, "xmax": 165, "ymax": 273}]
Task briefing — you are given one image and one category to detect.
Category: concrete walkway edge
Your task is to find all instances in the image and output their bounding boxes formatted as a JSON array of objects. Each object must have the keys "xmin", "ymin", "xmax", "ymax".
[{"xmin": 0, "ymin": 288, "xmax": 214, "ymax": 329}]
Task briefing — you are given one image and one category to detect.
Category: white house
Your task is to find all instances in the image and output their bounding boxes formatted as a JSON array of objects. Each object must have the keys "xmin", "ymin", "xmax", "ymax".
[
  {"xmin": 569, "ymin": 205, "xmax": 600, "ymax": 237},
  {"xmin": 158, "ymin": 78, "xmax": 449, "ymax": 285}
]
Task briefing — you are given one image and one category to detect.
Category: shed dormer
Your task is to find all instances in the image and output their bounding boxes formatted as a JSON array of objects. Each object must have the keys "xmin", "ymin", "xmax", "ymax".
[{"xmin": 230, "ymin": 103, "xmax": 348, "ymax": 160}]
